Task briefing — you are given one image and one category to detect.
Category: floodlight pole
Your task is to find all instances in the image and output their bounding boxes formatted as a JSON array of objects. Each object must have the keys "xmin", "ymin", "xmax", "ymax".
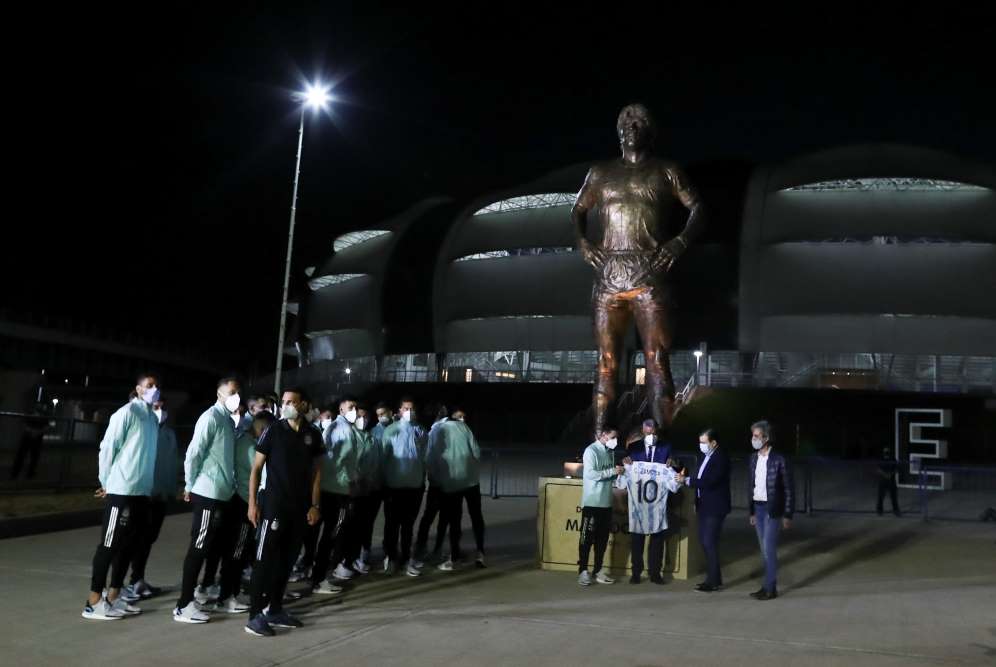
[{"xmin": 274, "ymin": 108, "xmax": 306, "ymax": 396}]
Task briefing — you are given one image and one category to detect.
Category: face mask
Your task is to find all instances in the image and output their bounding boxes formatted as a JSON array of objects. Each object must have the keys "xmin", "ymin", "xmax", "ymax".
[
  {"xmin": 142, "ymin": 386, "xmax": 160, "ymax": 405},
  {"xmin": 644, "ymin": 435, "xmax": 655, "ymax": 446},
  {"xmin": 281, "ymin": 404, "xmax": 299, "ymax": 420},
  {"xmin": 751, "ymin": 437, "xmax": 764, "ymax": 450},
  {"xmin": 154, "ymin": 408, "xmax": 166, "ymax": 424},
  {"xmin": 355, "ymin": 416, "xmax": 366, "ymax": 431},
  {"xmin": 320, "ymin": 418, "xmax": 332, "ymax": 431},
  {"xmin": 699, "ymin": 442, "xmax": 711, "ymax": 455},
  {"xmin": 401, "ymin": 409, "xmax": 413, "ymax": 422},
  {"xmin": 605, "ymin": 438, "xmax": 618, "ymax": 450},
  {"xmin": 378, "ymin": 415, "xmax": 391, "ymax": 425},
  {"xmin": 345, "ymin": 408, "xmax": 357, "ymax": 424},
  {"xmin": 224, "ymin": 392, "xmax": 241, "ymax": 414}
]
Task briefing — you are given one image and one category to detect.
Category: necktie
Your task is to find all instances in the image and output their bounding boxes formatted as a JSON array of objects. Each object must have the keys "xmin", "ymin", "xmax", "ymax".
[{"xmin": 647, "ymin": 446, "xmax": 654, "ymax": 461}]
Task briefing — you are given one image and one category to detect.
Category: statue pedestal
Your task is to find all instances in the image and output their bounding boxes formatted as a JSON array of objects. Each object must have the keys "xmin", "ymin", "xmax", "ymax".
[{"xmin": 536, "ymin": 475, "xmax": 702, "ymax": 579}]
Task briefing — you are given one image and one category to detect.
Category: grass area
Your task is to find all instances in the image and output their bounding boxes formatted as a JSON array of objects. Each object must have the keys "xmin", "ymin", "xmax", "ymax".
[{"xmin": 0, "ymin": 491, "xmax": 104, "ymax": 519}]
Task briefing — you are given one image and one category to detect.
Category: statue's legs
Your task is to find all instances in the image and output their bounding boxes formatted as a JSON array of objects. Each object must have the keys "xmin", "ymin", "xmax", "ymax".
[
  {"xmin": 592, "ymin": 290, "xmax": 633, "ymax": 434},
  {"xmin": 632, "ymin": 285, "xmax": 675, "ymax": 426}
]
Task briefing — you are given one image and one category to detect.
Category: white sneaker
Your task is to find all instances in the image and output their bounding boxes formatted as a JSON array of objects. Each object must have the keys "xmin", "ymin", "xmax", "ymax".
[
  {"xmin": 594, "ymin": 569, "xmax": 615, "ymax": 584},
  {"xmin": 287, "ymin": 566, "xmax": 308, "ymax": 583},
  {"xmin": 578, "ymin": 570, "xmax": 592, "ymax": 586},
  {"xmin": 194, "ymin": 586, "xmax": 211, "ymax": 605},
  {"xmin": 358, "ymin": 547, "xmax": 370, "ymax": 564},
  {"xmin": 475, "ymin": 552, "xmax": 487, "ymax": 569},
  {"xmin": 109, "ymin": 596, "xmax": 141, "ymax": 616},
  {"xmin": 207, "ymin": 584, "xmax": 220, "ymax": 599},
  {"xmin": 382, "ymin": 557, "xmax": 396, "ymax": 575},
  {"xmin": 405, "ymin": 562, "xmax": 422, "ymax": 577},
  {"xmin": 82, "ymin": 598, "xmax": 124, "ymax": 620},
  {"xmin": 173, "ymin": 601, "xmax": 210, "ymax": 624},
  {"xmin": 213, "ymin": 596, "xmax": 250, "ymax": 613},
  {"xmin": 410, "ymin": 558, "xmax": 425, "ymax": 569},
  {"xmin": 332, "ymin": 563, "xmax": 354, "ymax": 581},
  {"xmin": 437, "ymin": 559, "xmax": 455, "ymax": 572},
  {"xmin": 352, "ymin": 559, "xmax": 370, "ymax": 575},
  {"xmin": 313, "ymin": 580, "xmax": 344, "ymax": 595},
  {"xmin": 118, "ymin": 586, "xmax": 141, "ymax": 603}
]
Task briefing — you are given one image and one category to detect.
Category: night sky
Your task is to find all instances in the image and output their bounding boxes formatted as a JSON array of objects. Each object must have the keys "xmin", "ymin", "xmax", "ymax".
[{"xmin": 9, "ymin": 6, "xmax": 995, "ymax": 371}]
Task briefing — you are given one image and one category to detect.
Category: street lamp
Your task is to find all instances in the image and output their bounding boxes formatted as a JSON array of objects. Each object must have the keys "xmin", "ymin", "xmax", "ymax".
[
  {"xmin": 693, "ymin": 349, "xmax": 703, "ymax": 386},
  {"xmin": 274, "ymin": 82, "xmax": 332, "ymax": 395}
]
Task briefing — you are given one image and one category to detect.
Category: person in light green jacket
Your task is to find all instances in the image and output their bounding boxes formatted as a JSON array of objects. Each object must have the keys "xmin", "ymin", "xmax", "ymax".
[
  {"xmin": 309, "ymin": 398, "xmax": 362, "ymax": 591},
  {"xmin": 432, "ymin": 408, "xmax": 488, "ymax": 571},
  {"xmin": 125, "ymin": 398, "xmax": 178, "ymax": 599},
  {"xmin": 84, "ymin": 373, "xmax": 161, "ymax": 621},
  {"xmin": 380, "ymin": 397, "xmax": 427, "ymax": 577},
  {"xmin": 173, "ymin": 377, "xmax": 242, "ymax": 624},
  {"xmin": 577, "ymin": 426, "xmax": 623, "ymax": 587}
]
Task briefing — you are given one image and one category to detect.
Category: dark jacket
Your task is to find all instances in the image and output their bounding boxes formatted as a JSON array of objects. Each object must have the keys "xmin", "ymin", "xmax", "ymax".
[
  {"xmin": 688, "ymin": 447, "xmax": 731, "ymax": 517},
  {"xmin": 748, "ymin": 449, "xmax": 794, "ymax": 519},
  {"xmin": 627, "ymin": 439, "xmax": 672, "ymax": 465}
]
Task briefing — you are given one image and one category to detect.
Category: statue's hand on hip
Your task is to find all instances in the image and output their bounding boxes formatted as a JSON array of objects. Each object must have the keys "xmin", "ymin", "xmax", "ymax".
[
  {"xmin": 579, "ymin": 239, "xmax": 606, "ymax": 270},
  {"xmin": 652, "ymin": 238, "xmax": 686, "ymax": 273}
]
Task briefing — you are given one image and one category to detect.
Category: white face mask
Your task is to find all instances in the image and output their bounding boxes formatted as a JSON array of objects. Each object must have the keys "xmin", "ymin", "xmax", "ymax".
[
  {"xmin": 378, "ymin": 415, "xmax": 391, "ymax": 425},
  {"xmin": 320, "ymin": 418, "xmax": 333, "ymax": 431},
  {"xmin": 644, "ymin": 434, "xmax": 655, "ymax": 447},
  {"xmin": 355, "ymin": 416, "xmax": 366, "ymax": 431},
  {"xmin": 154, "ymin": 408, "xmax": 166, "ymax": 424},
  {"xmin": 141, "ymin": 386, "xmax": 160, "ymax": 405},
  {"xmin": 281, "ymin": 404, "xmax": 299, "ymax": 421},
  {"xmin": 345, "ymin": 408, "xmax": 357, "ymax": 424},
  {"xmin": 401, "ymin": 409, "xmax": 413, "ymax": 422},
  {"xmin": 699, "ymin": 441, "xmax": 711, "ymax": 455},
  {"xmin": 751, "ymin": 437, "xmax": 764, "ymax": 450},
  {"xmin": 223, "ymin": 392, "xmax": 241, "ymax": 414},
  {"xmin": 604, "ymin": 438, "xmax": 618, "ymax": 450}
]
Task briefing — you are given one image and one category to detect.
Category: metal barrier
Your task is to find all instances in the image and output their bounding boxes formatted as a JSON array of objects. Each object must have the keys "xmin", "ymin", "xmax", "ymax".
[
  {"xmin": 1, "ymin": 412, "xmax": 193, "ymax": 493},
  {"xmin": 478, "ymin": 447, "xmax": 996, "ymax": 523}
]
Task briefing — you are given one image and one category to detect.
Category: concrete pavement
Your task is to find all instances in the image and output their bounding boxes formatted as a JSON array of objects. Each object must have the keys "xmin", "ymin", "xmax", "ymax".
[{"xmin": 1, "ymin": 497, "xmax": 994, "ymax": 666}]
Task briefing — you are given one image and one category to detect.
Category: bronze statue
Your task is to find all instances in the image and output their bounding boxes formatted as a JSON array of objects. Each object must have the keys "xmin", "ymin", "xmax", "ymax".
[{"xmin": 572, "ymin": 104, "xmax": 704, "ymax": 432}]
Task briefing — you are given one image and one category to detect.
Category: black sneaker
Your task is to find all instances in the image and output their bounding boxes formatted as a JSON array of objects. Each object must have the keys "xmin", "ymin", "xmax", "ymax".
[
  {"xmin": 264, "ymin": 610, "xmax": 303, "ymax": 628},
  {"xmin": 695, "ymin": 583, "xmax": 721, "ymax": 593},
  {"xmin": 749, "ymin": 587, "xmax": 766, "ymax": 599},
  {"xmin": 629, "ymin": 574, "xmax": 641, "ymax": 584},
  {"xmin": 245, "ymin": 614, "xmax": 275, "ymax": 637},
  {"xmin": 649, "ymin": 576, "xmax": 666, "ymax": 585},
  {"xmin": 755, "ymin": 588, "xmax": 778, "ymax": 601}
]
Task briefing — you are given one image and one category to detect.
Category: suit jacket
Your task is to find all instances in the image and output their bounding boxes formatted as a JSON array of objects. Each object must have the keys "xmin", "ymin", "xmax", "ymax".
[
  {"xmin": 628, "ymin": 440, "xmax": 672, "ymax": 465},
  {"xmin": 748, "ymin": 449, "xmax": 794, "ymax": 519},
  {"xmin": 688, "ymin": 447, "xmax": 731, "ymax": 517}
]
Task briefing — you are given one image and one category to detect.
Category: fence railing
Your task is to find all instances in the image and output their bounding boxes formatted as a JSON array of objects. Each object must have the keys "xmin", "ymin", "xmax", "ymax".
[
  {"xmin": 476, "ymin": 447, "xmax": 996, "ymax": 522},
  {"xmin": 4, "ymin": 410, "xmax": 993, "ymax": 524}
]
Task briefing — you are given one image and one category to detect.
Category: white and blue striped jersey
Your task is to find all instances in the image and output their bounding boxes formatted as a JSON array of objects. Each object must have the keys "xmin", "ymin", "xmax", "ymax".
[{"xmin": 616, "ymin": 461, "xmax": 681, "ymax": 535}]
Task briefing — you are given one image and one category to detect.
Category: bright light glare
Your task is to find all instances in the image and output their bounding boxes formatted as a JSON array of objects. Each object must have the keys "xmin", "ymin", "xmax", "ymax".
[
  {"xmin": 301, "ymin": 83, "xmax": 332, "ymax": 110},
  {"xmin": 693, "ymin": 350, "xmax": 704, "ymax": 359}
]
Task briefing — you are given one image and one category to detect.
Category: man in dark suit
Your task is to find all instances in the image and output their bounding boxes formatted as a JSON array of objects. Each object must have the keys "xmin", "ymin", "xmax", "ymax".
[
  {"xmin": 677, "ymin": 427, "xmax": 730, "ymax": 592},
  {"xmin": 627, "ymin": 419, "xmax": 672, "ymax": 465},
  {"xmin": 747, "ymin": 420, "xmax": 793, "ymax": 601}
]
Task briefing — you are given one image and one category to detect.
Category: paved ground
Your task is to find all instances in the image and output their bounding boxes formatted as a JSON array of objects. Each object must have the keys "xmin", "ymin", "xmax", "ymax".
[{"xmin": 1, "ymin": 498, "xmax": 995, "ymax": 666}]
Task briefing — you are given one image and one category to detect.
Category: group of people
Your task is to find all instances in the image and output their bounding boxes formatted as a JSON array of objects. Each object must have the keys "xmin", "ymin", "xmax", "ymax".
[
  {"xmin": 82, "ymin": 373, "xmax": 487, "ymax": 638},
  {"xmin": 578, "ymin": 419, "xmax": 794, "ymax": 601}
]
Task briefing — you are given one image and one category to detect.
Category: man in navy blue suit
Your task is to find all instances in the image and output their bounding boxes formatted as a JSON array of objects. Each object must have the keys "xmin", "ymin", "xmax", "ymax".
[
  {"xmin": 677, "ymin": 427, "xmax": 730, "ymax": 592},
  {"xmin": 627, "ymin": 419, "xmax": 671, "ymax": 465},
  {"xmin": 622, "ymin": 419, "xmax": 674, "ymax": 584}
]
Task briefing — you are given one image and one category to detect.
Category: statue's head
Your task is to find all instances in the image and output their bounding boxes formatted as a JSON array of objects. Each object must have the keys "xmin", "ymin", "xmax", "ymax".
[{"xmin": 617, "ymin": 103, "xmax": 656, "ymax": 152}]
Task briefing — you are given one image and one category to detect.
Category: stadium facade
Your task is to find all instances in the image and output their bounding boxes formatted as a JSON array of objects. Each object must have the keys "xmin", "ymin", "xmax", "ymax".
[{"xmin": 285, "ymin": 144, "xmax": 995, "ymax": 398}]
